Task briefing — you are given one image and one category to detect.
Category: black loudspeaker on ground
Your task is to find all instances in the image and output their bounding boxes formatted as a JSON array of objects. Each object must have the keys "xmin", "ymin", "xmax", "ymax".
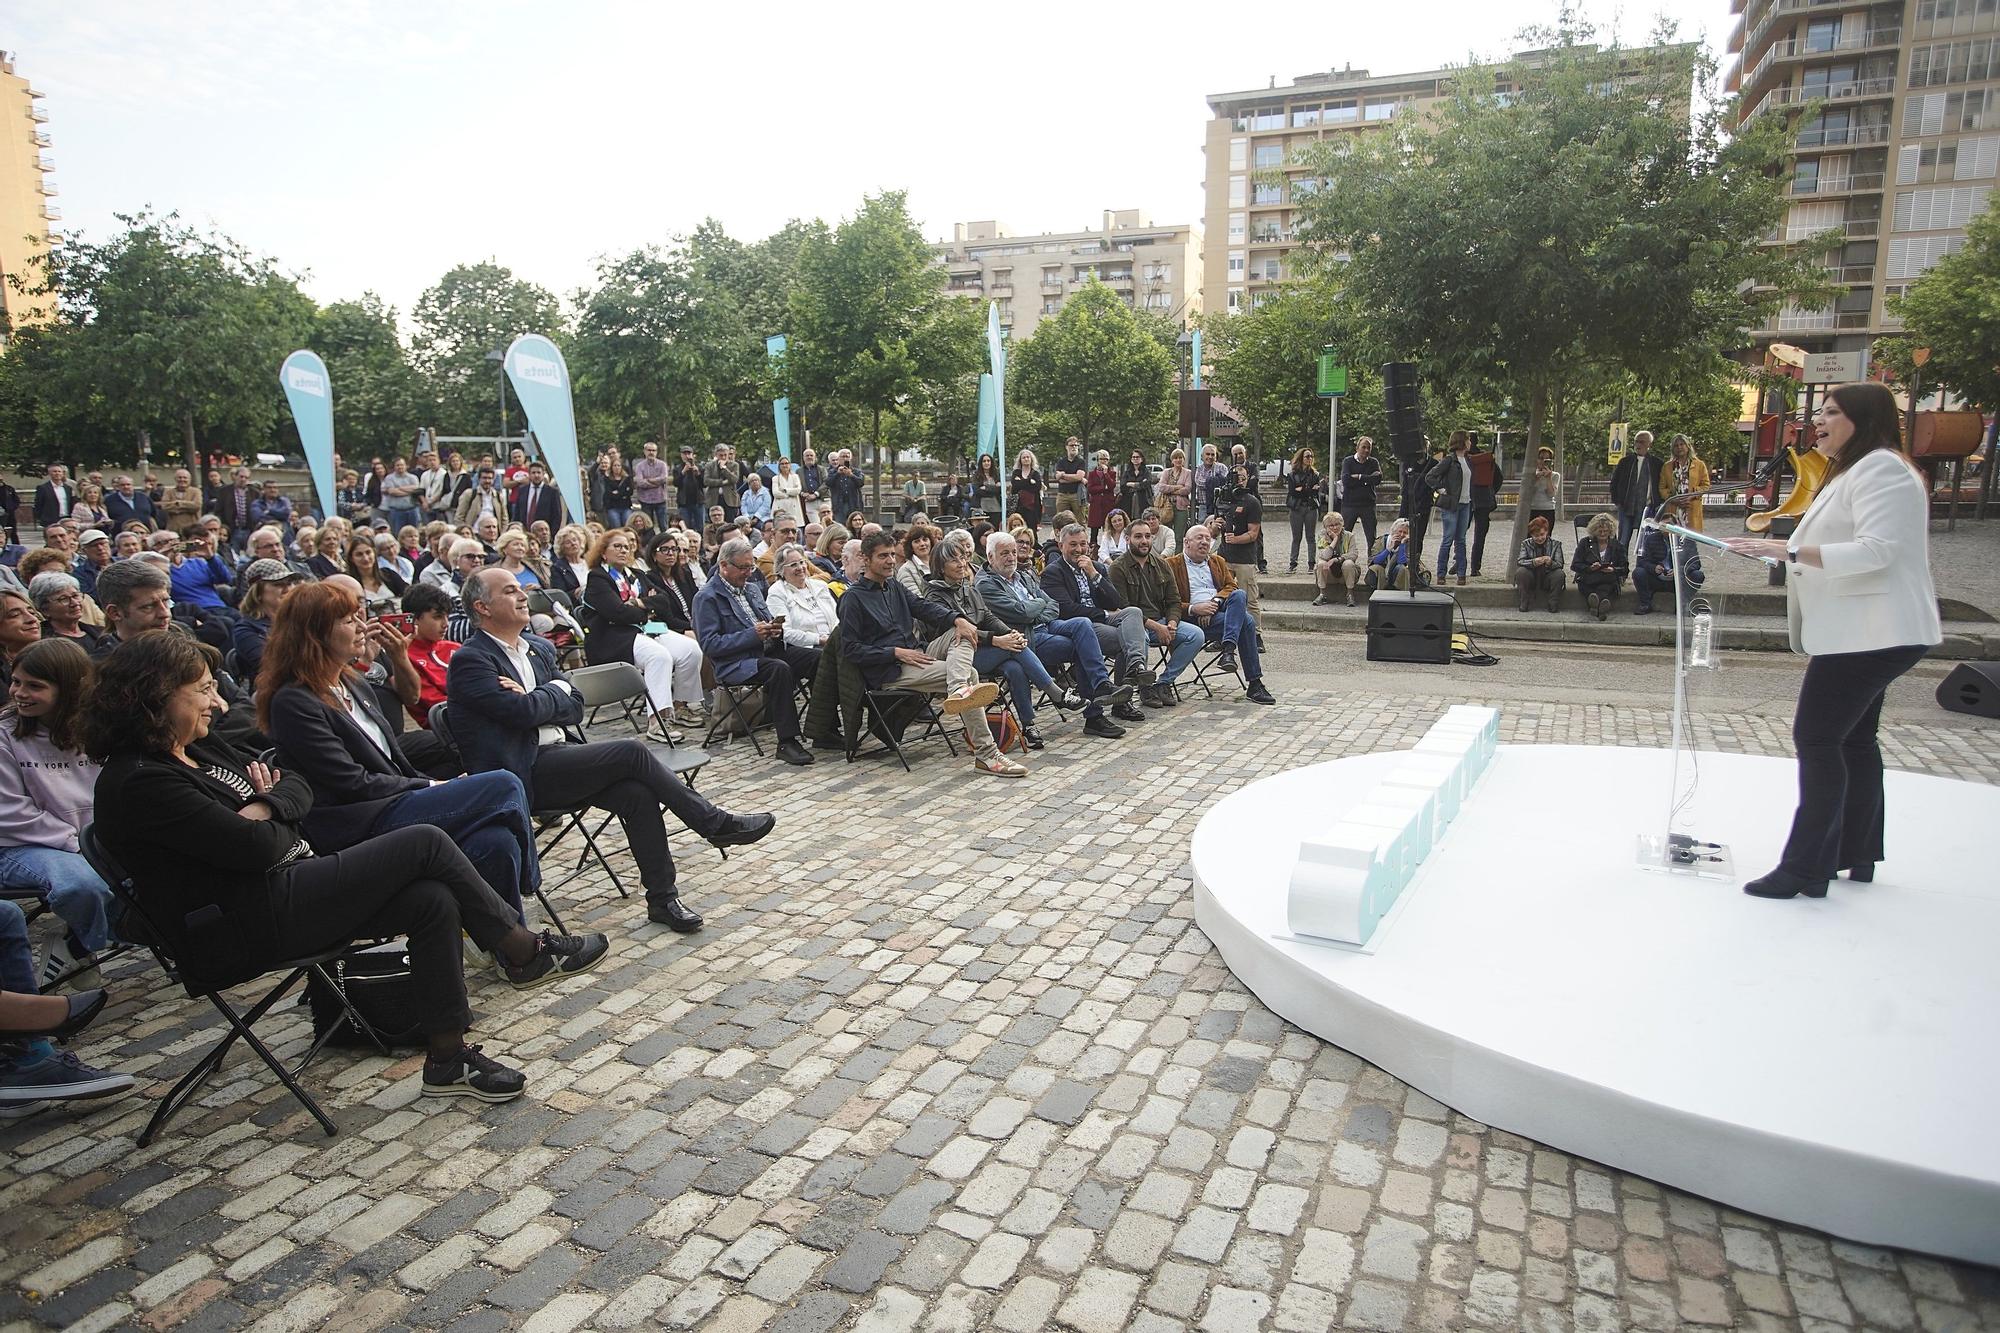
[
  {"xmin": 1935, "ymin": 661, "xmax": 2000, "ymax": 718},
  {"xmin": 1366, "ymin": 590, "xmax": 1454, "ymax": 664}
]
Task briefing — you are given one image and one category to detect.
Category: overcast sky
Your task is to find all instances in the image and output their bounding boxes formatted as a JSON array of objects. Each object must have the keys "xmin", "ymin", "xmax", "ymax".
[{"xmin": 14, "ymin": 0, "xmax": 1733, "ymax": 322}]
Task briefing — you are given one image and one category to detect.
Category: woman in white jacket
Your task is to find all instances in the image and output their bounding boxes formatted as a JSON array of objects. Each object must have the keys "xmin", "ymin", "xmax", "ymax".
[
  {"xmin": 0, "ymin": 639, "xmax": 117, "ymax": 985},
  {"xmin": 1726, "ymin": 382, "xmax": 1942, "ymax": 900}
]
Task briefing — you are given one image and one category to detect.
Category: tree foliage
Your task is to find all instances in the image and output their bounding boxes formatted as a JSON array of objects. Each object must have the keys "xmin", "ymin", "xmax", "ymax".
[
  {"xmin": 570, "ymin": 245, "xmax": 722, "ymax": 450},
  {"xmin": 1010, "ymin": 281, "xmax": 1175, "ymax": 453},
  {"xmin": 411, "ymin": 261, "xmax": 562, "ymax": 436},
  {"xmin": 1876, "ymin": 197, "xmax": 2000, "ymax": 410},
  {"xmin": 308, "ymin": 293, "xmax": 429, "ymax": 459},
  {"xmin": 1289, "ymin": 16, "xmax": 1826, "ymax": 546}
]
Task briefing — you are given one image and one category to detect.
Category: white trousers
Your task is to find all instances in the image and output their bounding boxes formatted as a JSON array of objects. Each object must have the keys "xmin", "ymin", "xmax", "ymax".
[{"xmin": 631, "ymin": 631, "xmax": 704, "ymax": 713}]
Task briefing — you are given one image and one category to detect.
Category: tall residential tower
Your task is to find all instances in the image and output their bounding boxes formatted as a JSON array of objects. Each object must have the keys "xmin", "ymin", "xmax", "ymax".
[{"xmin": 0, "ymin": 50, "xmax": 57, "ymax": 345}]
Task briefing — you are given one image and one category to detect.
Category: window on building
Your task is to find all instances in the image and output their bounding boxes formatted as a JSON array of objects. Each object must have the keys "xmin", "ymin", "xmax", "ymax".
[
  {"xmin": 1251, "ymin": 106, "xmax": 1286, "ymax": 129},
  {"xmin": 1229, "ymin": 175, "xmax": 1246, "ymax": 207},
  {"xmin": 1145, "ymin": 292, "xmax": 1172, "ymax": 309},
  {"xmin": 1227, "ymin": 289, "xmax": 1245, "ymax": 312},
  {"xmin": 1229, "ymin": 138, "xmax": 1247, "ymax": 170},
  {"xmin": 1042, "ymin": 299, "xmax": 1060, "ymax": 315},
  {"xmin": 1228, "ymin": 251, "xmax": 1245, "ymax": 275},
  {"xmin": 1292, "ymin": 104, "xmax": 1322, "ymax": 126},
  {"xmin": 1807, "ymin": 19, "xmax": 1842, "ymax": 51},
  {"xmin": 1257, "ymin": 258, "xmax": 1282, "ymax": 281},
  {"xmin": 1888, "ymin": 233, "xmax": 1969, "ymax": 277},
  {"xmin": 1227, "ymin": 212, "xmax": 1246, "ymax": 242},
  {"xmin": 1364, "ymin": 98, "xmax": 1398, "ymax": 122},
  {"xmin": 1326, "ymin": 101, "xmax": 1359, "ymax": 124},
  {"xmin": 1143, "ymin": 263, "xmax": 1172, "ymax": 281},
  {"xmin": 1251, "ymin": 290, "xmax": 1274, "ymax": 309},
  {"xmin": 1909, "ymin": 37, "xmax": 2000, "ymax": 86},
  {"xmin": 1895, "ymin": 183, "xmax": 1991, "ymax": 228},
  {"xmin": 1252, "ymin": 181, "xmax": 1284, "ymax": 205},
  {"xmin": 1253, "ymin": 144, "xmax": 1284, "ymax": 169}
]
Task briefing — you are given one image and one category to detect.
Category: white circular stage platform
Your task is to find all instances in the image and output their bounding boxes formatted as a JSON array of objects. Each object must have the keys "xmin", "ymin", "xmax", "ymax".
[{"xmin": 1191, "ymin": 744, "xmax": 2000, "ymax": 1265}]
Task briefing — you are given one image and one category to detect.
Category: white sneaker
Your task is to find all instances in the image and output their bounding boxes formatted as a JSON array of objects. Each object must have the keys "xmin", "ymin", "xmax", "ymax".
[{"xmin": 38, "ymin": 936, "xmax": 96, "ymax": 991}]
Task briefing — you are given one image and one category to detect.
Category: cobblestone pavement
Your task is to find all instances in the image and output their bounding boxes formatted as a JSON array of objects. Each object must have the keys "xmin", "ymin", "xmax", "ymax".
[{"xmin": 2, "ymin": 677, "xmax": 1996, "ymax": 1333}]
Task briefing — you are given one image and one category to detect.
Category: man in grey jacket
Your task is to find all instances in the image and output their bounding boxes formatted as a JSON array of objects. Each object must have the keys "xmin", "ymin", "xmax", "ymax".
[{"xmin": 976, "ymin": 532, "xmax": 1133, "ymax": 740}]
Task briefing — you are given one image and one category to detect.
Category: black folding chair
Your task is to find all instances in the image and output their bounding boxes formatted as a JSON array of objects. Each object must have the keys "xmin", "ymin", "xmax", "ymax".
[
  {"xmin": 848, "ymin": 688, "xmax": 952, "ymax": 772},
  {"xmin": 77, "ymin": 824, "xmax": 386, "ymax": 1147}
]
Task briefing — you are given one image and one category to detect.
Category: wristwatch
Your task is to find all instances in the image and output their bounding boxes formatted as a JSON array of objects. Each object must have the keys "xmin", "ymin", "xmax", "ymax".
[{"xmin": 1787, "ymin": 549, "xmax": 1798, "ymax": 565}]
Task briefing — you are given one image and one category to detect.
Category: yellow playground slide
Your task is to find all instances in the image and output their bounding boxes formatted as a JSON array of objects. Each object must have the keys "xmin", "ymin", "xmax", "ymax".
[{"xmin": 1745, "ymin": 445, "xmax": 1828, "ymax": 532}]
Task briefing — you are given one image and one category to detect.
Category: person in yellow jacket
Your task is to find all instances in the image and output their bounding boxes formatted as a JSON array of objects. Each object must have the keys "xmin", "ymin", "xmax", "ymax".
[{"xmin": 1658, "ymin": 435, "xmax": 1712, "ymax": 531}]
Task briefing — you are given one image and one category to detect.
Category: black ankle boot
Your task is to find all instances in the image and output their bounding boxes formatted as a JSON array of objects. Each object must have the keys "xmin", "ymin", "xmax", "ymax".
[
  {"xmin": 1743, "ymin": 868, "xmax": 1829, "ymax": 900},
  {"xmin": 1842, "ymin": 863, "xmax": 1875, "ymax": 883}
]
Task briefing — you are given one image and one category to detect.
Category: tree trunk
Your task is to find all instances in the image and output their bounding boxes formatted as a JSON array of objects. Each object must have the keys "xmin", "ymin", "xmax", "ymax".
[
  {"xmin": 183, "ymin": 411, "xmax": 204, "ymax": 482},
  {"xmin": 869, "ymin": 406, "xmax": 883, "ymax": 523},
  {"xmin": 1505, "ymin": 382, "xmax": 1550, "ymax": 575}
]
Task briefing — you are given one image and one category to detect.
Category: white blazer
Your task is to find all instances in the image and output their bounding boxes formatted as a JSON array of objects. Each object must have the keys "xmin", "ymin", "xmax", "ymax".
[{"xmin": 1785, "ymin": 448, "xmax": 1941, "ymax": 656}]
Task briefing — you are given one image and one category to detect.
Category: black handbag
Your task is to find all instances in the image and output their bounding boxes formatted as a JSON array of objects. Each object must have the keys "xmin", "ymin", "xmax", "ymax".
[{"xmin": 305, "ymin": 942, "xmax": 427, "ymax": 1048}]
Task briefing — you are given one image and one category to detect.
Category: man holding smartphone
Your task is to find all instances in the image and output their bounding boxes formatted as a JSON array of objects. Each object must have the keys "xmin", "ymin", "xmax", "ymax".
[{"xmin": 692, "ymin": 538, "xmax": 816, "ymax": 766}]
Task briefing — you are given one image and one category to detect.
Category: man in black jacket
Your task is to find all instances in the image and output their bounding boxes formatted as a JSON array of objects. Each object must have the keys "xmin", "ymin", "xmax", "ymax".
[
  {"xmin": 1040, "ymin": 523, "xmax": 1151, "ymax": 722},
  {"xmin": 447, "ymin": 568, "xmax": 774, "ymax": 931},
  {"xmin": 31, "ymin": 465, "xmax": 73, "ymax": 529},
  {"xmin": 835, "ymin": 531, "xmax": 1020, "ymax": 776},
  {"xmin": 1609, "ymin": 430, "xmax": 1664, "ymax": 551},
  {"xmin": 1423, "ymin": 433, "xmax": 1474, "ymax": 586},
  {"xmin": 1338, "ymin": 438, "xmax": 1382, "ymax": 548}
]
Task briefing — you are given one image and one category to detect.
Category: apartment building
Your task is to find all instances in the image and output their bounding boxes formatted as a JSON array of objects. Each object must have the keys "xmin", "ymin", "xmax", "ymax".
[
  {"xmin": 1727, "ymin": 0, "xmax": 2000, "ymax": 351},
  {"xmin": 1201, "ymin": 46, "xmax": 1693, "ymax": 319},
  {"xmin": 0, "ymin": 51, "xmax": 57, "ymax": 345},
  {"xmin": 933, "ymin": 210, "xmax": 1202, "ymax": 340}
]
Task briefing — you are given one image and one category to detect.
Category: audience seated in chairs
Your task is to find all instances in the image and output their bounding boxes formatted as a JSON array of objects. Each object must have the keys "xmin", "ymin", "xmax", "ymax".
[
  {"xmin": 231, "ymin": 559, "xmax": 307, "ymax": 682},
  {"xmin": 401, "ymin": 582, "xmax": 460, "ymax": 726},
  {"xmin": 0, "ymin": 641, "xmax": 120, "ymax": 988},
  {"xmin": 259, "ymin": 582, "xmax": 564, "ymax": 940},
  {"xmin": 837, "ymin": 530, "xmax": 1022, "ymax": 777},
  {"xmin": 85, "ymin": 559, "xmax": 175, "ymax": 661},
  {"xmin": 548, "ymin": 524, "xmax": 592, "ymax": 601},
  {"xmin": 582, "ymin": 527, "xmax": 703, "ymax": 740},
  {"xmin": 345, "ymin": 534, "xmax": 405, "ymax": 613},
  {"xmin": 693, "ymin": 538, "xmax": 817, "ymax": 767},
  {"xmin": 895, "ymin": 524, "xmax": 940, "ymax": 601},
  {"xmin": 1515, "ymin": 516, "xmax": 1566, "ymax": 612},
  {"xmin": 976, "ymin": 531, "xmax": 1126, "ymax": 739},
  {"xmin": 0, "ymin": 896, "xmax": 130, "ymax": 1112},
  {"xmin": 765, "ymin": 543, "xmax": 839, "ymax": 663},
  {"xmin": 1109, "ymin": 519, "xmax": 1203, "ymax": 707},
  {"xmin": 925, "ymin": 529, "xmax": 1070, "ymax": 752},
  {"xmin": 0, "ymin": 591, "xmax": 38, "ymax": 697},
  {"xmin": 28, "ymin": 572, "xmax": 104, "ymax": 653},
  {"xmin": 1040, "ymin": 523, "xmax": 1153, "ymax": 723},
  {"xmin": 1166, "ymin": 524, "xmax": 1276, "ymax": 705},
  {"xmin": 87, "ymin": 630, "xmax": 567, "ymax": 1103},
  {"xmin": 640, "ymin": 530, "xmax": 701, "ymax": 642},
  {"xmin": 447, "ymin": 568, "xmax": 774, "ymax": 931},
  {"xmin": 1571, "ymin": 511, "xmax": 1629, "ymax": 621}
]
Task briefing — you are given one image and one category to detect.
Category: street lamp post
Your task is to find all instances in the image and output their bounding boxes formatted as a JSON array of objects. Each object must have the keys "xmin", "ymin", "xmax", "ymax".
[{"xmin": 485, "ymin": 349, "xmax": 508, "ymax": 441}]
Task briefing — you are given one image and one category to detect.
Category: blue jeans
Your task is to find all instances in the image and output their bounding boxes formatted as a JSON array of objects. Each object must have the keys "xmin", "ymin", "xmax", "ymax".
[
  {"xmin": 605, "ymin": 507, "xmax": 631, "ymax": 529},
  {"xmin": 974, "ymin": 644, "xmax": 1058, "ymax": 728},
  {"xmin": 679, "ymin": 504, "xmax": 705, "ymax": 529},
  {"xmin": 0, "ymin": 899, "xmax": 35, "ymax": 994},
  {"xmin": 1616, "ymin": 507, "xmax": 1652, "ymax": 552},
  {"xmin": 366, "ymin": 772, "xmax": 538, "ymax": 925},
  {"xmin": 1437, "ymin": 504, "xmax": 1471, "ymax": 577},
  {"xmin": 1030, "ymin": 617, "xmax": 1112, "ymax": 717},
  {"xmin": 1197, "ymin": 589, "xmax": 1263, "ymax": 682},
  {"xmin": 0, "ymin": 846, "xmax": 115, "ymax": 952},
  {"xmin": 1157, "ymin": 620, "xmax": 1206, "ymax": 685}
]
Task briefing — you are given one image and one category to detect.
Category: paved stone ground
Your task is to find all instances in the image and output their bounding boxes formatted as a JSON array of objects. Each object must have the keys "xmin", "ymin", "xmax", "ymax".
[{"xmin": 2, "ymin": 664, "xmax": 1996, "ymax": 1333}]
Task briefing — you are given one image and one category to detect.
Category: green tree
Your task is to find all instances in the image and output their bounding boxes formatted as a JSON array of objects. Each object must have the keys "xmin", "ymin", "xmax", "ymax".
[
  {"xmin": 1204, "ymin": 288, "xmax": 1377, "ymax": 469},
  {"xmin": 787, "ymin": 192, "xmax": 943, "ymax": 513},
  {"xmin": 0, "ymin": 209, "xmax": 315, "ymax": 473},
  {"xmin": 412, "ymin": 261, "xmax": 562, "ymax": 437},
  {"xmin": 1877, "ymin": 198, "xmax": 2000, "ymax": 412},
  {"xmin": 309, "ymin": 294, "xmax": 429, "ymax": 460},
  {"xmin": 1010, "ymin": 281, "xmax": 1175, "ymax": 455},
  {"xmin": 1289, "ymin": 18, "xmax": 1828, "ymax": 556},
  {"xmin": 571, "ymin": 245, "xmax": 726, "ymax": 451}
]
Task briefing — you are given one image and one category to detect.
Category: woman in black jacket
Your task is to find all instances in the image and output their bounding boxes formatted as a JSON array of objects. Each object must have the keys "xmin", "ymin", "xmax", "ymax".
[
  {"xmin": 971, "ymin": 455, "xmax": 1003, "ymax": 524},
  {"xmin": 1285, "ymin": 448, "xmax": 1326, "ymax": 573},
  {"xmin": 258, "ymin": 582, "xmax": 570, "ymax": 933},
  {"xmin": 1570, "ymin": 512, "xmax": 1629, "ymax": 620},
  {"xmin": 581, "ymin": 527, "xmax": 701, "ymax": 737},
  {"xmin": 641, "ymin": 530, "xmax": 700, "ymax": 635},
  {"xmin": 84, "ymin": 633, "xmax": 586, "ymax": 1102}
]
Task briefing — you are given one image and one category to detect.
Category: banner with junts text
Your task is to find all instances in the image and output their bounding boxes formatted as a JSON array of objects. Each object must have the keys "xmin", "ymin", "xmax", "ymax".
[
  {"xmin": 503, "ymin": 334, "xmax": 584, "ymax": 525},
  {"xmin": 279, "ymin": 350, "xmax": 337, "ymax": 521}
]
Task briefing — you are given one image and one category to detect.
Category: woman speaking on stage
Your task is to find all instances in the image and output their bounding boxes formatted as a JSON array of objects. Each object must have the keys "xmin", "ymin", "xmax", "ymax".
[{"xmin": 1724, "ymin": 382, "xmax": 1941, "ymax": 900}]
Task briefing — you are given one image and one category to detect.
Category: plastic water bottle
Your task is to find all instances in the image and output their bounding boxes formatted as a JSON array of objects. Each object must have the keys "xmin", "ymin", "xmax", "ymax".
[{"xmin": 1688, "ymin": 602, "xmax": 1714, "ymax": 669}]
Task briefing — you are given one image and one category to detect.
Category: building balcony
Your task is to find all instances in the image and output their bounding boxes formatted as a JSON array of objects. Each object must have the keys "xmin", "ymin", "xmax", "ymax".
[
  {"xmin": 1757, "ymin": 306, "xmax": 1873, "ymax": 333},
  {"xmin": 29, "ymin": 105, "xmax": 48, "ymax": 122},
  {"xmin": 1747, "ymin": 76, "xmax": 1895, "ymax": 122},
  {"xmin": 1040, "ymin": 279, "xmax": 1064, "ymax": 291},
  {"xmin": 1744, "ymin": 0, "xmax": 1879, "ymax": 60},
  {"xmin": 1789, "ymin": 170, "xmax": 1886, "ymax": 196},
  {"xmin": 35, "ymin": 155, "xmax": 53, "ymax": 172},
  {"xmin": 1742, "ymin": 27, "xmax": 1900, "ymax": 96},
  {"xmin": 1797, "ymin": 122, "xmax": 1891, "ymax": 149},
  {"xmin": 32, "ymin": 131, "xmax": 50, "ymax": 148},
  {"xmin": 1827, "ymin": 262, "xmax": 1876, "ymax": 283},
  {"xmin": 1763, "ymin": 216, "xmax": 1879, "ymax": 243},
  {"xmin": 1729, "ymin": 13, "xmax": 1746, "ymax": 53},
  {"xmin": 989, "ymin": 282, "xmax": 1014, "ymax": 297},
  {"xmin": 36, "ymin": 178, "xmax": 56, "ymax": 196},
  {"xmin": 41, "ymin": 205, "xmax": 60, "ymax": 221}
]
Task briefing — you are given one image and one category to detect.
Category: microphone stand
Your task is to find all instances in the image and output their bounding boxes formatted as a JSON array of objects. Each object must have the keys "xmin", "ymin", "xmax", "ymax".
[{"xmin": 1635, "ymin": 513, "xmax": 1735, "ymax": 880}]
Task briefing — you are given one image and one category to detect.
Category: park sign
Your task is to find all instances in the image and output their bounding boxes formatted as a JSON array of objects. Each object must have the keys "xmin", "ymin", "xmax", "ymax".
[
  {"xmin": 1317, "ymin": 352, "xmax": 1348, "ymax": 398},
  {"xmin": 1802, "ymin": 350, "xmax": 1868, "ymax": 384},
  {"xmin": 503, "ymin": 334, "xmax": 585, "ymax": 526},
  {"xmin": 279, "ymin": 349, "xmax": 337, "ymax": 521}
]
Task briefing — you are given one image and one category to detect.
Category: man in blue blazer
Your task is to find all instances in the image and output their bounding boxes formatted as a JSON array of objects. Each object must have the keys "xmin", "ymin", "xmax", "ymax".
[
  {"xmin": 447, "ymin": 568, "xmax": 774, "ymax": 931},
  {"xmin": 104, "ymin": 475, "xmax": 160, "ymax": 531},
  {"xmin": 693, "ymin": 537, "xmax": 816, "ymax": 767}
]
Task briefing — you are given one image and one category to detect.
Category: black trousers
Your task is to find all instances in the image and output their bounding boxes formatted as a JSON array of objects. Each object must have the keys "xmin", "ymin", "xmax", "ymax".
[
  {"xmin": 1469, "ymin": 507, "xmax": 1493, "ymax": 574},
  {"xmin": 531, "ymin": 738, "xmax": 724, "ymax": 907},
  {"xmin": 1779, "ymin": 644, "xmax": 1929, "ymax": 880},
  {"xmin": 266, "ymin": 825, "xmax": 517, "ymax": 1036},
  {"xmin": 1340, "ymin": 496, "xmax": 1378, "ymax": 549},
  {"xmin": 1287, "ymin": 507, "xmax": 1317, "ymax": 567},
  {"xmin": 1575, "ymin": 571, "xmax": 1623, "ymax": 602},
  {"xmin": 727, "ymin": 643, "xmax": 817, "ymax": 741}
]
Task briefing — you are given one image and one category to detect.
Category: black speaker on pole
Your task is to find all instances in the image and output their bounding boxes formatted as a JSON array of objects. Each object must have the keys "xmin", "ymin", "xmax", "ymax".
[
  {"xmin": 1365, "ymin": 589, "xmax": 1454, "ymax": 663},
  {"xmin": 1380, "ymin": 362, "xmax": 1427, "ymax": 465},
  {"xmin": 1178, "ymin": 389, "xmax": 1212, "ymax": 439},
  {"xmin": 1936, "ymin": 661, "xmax": 2000, "ymax": 718}
]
